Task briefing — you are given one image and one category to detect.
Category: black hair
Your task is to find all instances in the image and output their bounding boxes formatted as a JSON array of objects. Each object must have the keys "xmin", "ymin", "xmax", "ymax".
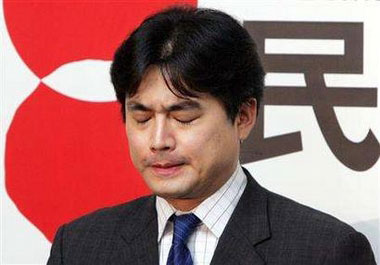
[{"xmin": 110, "ymin": 5, "xmax": 265, "ymax": 122}]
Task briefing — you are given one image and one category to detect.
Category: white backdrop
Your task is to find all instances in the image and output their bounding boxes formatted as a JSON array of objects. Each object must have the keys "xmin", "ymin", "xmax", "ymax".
[{"xmin": 1, "ymin": 0, "xmax": 379, "ymax": 264}]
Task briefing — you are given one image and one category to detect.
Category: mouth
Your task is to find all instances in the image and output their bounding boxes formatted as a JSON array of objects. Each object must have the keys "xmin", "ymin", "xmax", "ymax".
[{"xmin": 151, "ymin": 163, "xmax": 185, "ymax": 177}]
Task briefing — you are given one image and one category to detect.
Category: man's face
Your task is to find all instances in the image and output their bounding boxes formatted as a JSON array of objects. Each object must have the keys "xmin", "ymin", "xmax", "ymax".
[{"xmin": 125, "ymin": 66, "xmax": 241, "ymax": 209}]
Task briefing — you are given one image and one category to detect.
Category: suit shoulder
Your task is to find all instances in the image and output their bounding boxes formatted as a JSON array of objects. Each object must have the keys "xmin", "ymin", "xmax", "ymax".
[
  {"xmin": 265, "ymin": 189, "xmax": 356, "ymax": 235},
  {"xmin": 258, "ymin": 188, "xmax": 376, "ymax": 263},
  {"xmin": 63, "ymin": 195, "xmax": 154, "ymax": 231},
  {"xmin": 48, "ymin": 196, "xmax": 157, "ymax": 263}
]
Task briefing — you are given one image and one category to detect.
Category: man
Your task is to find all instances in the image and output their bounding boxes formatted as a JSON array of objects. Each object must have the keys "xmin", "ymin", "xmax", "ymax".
[{"xmin": 47, "ymin": 6, "xmax": 376, "ymax": 265}]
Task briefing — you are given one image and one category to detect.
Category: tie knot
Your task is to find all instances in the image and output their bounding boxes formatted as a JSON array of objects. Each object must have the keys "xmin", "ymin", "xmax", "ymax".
[{"xmin": 171, "ymin": 213, "xmax": 200, "ymax": 245}]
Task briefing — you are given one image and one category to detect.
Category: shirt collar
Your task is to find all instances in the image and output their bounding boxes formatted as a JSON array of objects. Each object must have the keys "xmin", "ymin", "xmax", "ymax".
[{"xmin": 156, "ymin": 162, "xmax": 247, "ymax": 242}]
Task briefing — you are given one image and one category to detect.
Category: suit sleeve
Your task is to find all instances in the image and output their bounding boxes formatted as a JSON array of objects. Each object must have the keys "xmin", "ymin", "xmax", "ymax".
[
  {"xmin": 324, "ymin": 231, "xmax": 377, "ymax": 265},
  {"xmin": 47, "ymin": 224, "xmax": 66, "ymax": 265}
]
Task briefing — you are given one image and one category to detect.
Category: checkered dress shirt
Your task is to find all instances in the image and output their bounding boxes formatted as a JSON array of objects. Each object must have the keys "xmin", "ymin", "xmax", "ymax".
[{"xmin": 156, "ymin": 163, "xmax": 247, "ymax": 265}]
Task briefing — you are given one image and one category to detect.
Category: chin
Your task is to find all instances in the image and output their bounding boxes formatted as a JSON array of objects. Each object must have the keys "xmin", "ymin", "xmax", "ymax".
[
  {"xmin": 141, "ymin": 167, "xmax": 195, "ymax": 196},
  {"xmin": 149, "ymin": 187, "xmax": 187, "ymax": 199},
  {"xmin": 149, "ymin": 180, "xmax": 195, "ymax": 199}
]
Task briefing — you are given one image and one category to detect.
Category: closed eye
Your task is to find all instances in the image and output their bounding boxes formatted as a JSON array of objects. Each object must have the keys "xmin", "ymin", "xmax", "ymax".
[
  {"xmin": 133, "ymin": 117, "xmax": 198, "ymax": 125},
  {"xmin": 135, "ymin": 118, "xmax": 150, "ymax": 124},
  {"xmin": 175, "ymin": 118, "xmax": 197, "ymax": 125}
]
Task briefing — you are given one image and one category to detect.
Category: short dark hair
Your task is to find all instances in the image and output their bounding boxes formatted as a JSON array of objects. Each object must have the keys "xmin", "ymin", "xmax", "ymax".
[{"xmin": 110, "ymin": 6, "xmax": 265, "ymax": 122}]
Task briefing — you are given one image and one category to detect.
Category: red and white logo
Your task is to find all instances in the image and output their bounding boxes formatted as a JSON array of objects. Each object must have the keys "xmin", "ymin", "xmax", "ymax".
[{"xmin": 4, "ymin": 0, "xmax": 196, "ymax": 242}]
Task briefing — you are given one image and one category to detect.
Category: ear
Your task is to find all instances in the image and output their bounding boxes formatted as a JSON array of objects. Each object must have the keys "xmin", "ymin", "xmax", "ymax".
[{"xmin": 236, "ymin": 98, "xmax": 257, "ymax": 141}]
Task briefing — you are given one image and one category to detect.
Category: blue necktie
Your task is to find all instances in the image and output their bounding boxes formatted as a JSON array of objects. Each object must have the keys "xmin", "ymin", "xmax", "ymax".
[{"xmin": 167, "ymin": 213, "xmax": 201, "ymax": 265}]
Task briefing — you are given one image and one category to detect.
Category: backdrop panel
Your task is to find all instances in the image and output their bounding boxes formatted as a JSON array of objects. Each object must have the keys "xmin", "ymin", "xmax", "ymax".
[{"xmin": 1, "ymin": 0, "xmax": 379, "ymax": 264}]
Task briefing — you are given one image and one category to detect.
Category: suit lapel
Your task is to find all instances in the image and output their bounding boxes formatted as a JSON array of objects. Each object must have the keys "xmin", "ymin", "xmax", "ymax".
[
  {"xmin": 210, "ymin": 168, "xmax": 270, "ymax": 265},
  {"xmin": 113, "ymin": 168, "xmax": 270, "ymax": 265},
  {"xmin": 118, "ymin": 196, "xmax": 159, "ymax": 265}
]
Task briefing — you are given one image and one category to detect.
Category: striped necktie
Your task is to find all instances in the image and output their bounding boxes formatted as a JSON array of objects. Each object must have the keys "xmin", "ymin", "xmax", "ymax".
[{"xmin": 167, "ymin": 213, "xmax": 201, "ymax": 265}]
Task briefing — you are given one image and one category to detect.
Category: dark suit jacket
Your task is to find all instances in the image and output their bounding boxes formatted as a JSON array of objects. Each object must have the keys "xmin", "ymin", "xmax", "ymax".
[{"xmin": 47, "ymin": 168, "xmax": 376, "ymax": 264}]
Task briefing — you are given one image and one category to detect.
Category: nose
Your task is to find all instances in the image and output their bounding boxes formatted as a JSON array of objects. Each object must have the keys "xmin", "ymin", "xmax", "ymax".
[{"xmin": 150, "ymin": 117, "xmax": 175, "ymax": 153}]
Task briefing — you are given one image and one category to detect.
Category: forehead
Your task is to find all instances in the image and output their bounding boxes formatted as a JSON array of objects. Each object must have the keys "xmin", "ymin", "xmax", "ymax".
[{"xmin": 127, "ymin": 66, "xmax": 203, "ymax": 107}]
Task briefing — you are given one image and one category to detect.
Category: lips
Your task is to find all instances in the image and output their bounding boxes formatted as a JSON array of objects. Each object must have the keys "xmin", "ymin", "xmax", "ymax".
[
  {"xmin": 152, "ymin": 162, "xmax": 184, "ymax": 168},
  {"xmin": 151, "ymin": 162, "xmax": 185, "ymax": 177}
]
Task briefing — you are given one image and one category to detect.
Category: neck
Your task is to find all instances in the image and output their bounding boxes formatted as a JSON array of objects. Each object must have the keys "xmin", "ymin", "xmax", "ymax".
[
  {"xmin": 165, "ymin": 160, "xmax": 239, "ymax": 212},
  {"xmin": 165, "ymin": 197, "xmax": 207, "ymax": 212}
]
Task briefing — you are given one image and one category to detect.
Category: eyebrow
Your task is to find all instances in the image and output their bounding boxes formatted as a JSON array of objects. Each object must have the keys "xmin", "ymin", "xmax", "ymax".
[{"xmin": 126, "ymin": 100, "xmax": 202, "ymax": 112}]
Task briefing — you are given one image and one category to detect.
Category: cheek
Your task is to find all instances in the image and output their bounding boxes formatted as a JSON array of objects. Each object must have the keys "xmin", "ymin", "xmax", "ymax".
[
  {"xmin": 126, "ymin": 128, "xmax": 147, "ymax": 166},
  {"xmin": 199, "ymin": 126, "xmax": 237, "ymax": 167},
  {"xmin": 180, "ymin": 126, "xmax": 227, "ymax": 166}
]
